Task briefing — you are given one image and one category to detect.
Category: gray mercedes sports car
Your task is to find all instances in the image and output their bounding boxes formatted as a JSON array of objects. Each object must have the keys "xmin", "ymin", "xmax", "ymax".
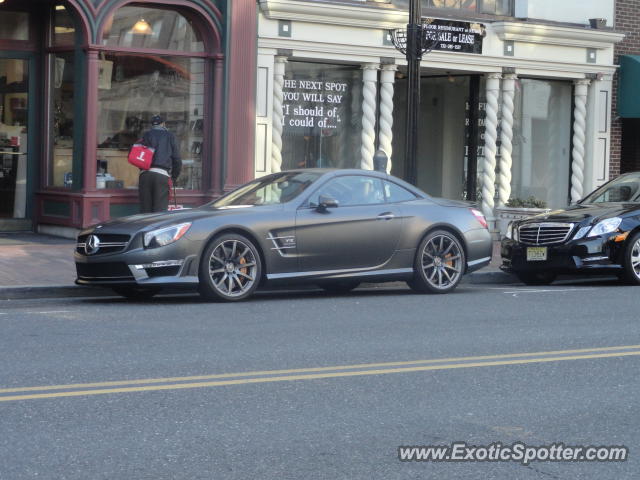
[{"xmin": 75, "ymin": 169, "xmax": 492, "ymax": 301}]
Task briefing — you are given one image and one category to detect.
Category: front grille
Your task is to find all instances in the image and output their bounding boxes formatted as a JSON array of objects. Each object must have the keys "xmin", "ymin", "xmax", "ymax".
[
  {"xmin": 518, "ymin": 223, "xmax": 574, "ymax": 245},
  {"xmin": 76, "ymin": 233, "xmax": 131, "ymax": 256},
  {"xmin": 76, "ymin": 262, "xmax": 134, "ymax": 280}
]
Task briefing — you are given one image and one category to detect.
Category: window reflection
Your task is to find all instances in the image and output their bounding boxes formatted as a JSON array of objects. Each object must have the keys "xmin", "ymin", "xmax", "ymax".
[
  {"xmin": 102, "ymin": 6, "xmax": 204, "ymax": 53},
  {"xmin": 49, "ymin": 52, "xmax": 75, "ymax": 187},
  {"xmin": 53, "ymin": 5, "xmax": 75, "ymax": 46},
  {"xmin": 282, "ymin": 62, "xmax": 363, "ymax": 170},
  {"xmin": 0, "ymin": 12, "xmax": 29, "ymax": 41},
  {"xmin": 511, "ymin": 79, "xmax": 572, "ymax": 209},
  {"xmin": 391, "ymin": 0, "xmax": 509, "ymax": 15},
  {"xmin": 97, "ymin": 54, "xmax": 205, "ymax": 190}
]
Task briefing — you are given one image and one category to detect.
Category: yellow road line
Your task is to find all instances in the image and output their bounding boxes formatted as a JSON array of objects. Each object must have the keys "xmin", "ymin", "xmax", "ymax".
[
  {"xmin": 1, "ymin": 350, "xmax": 639, "ymax": 402},
  {"xmin": 1, "ymin": 344, "xmax": 639, "ymax": 394}
]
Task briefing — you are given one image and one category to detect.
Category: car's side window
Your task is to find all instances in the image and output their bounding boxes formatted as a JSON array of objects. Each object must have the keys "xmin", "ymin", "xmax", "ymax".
[
  {"xmin": 308, "ymin": 176, "xmax": 385, "ymax": 207},
  {"xmin": 383, "ymin": 181, "xmax": 417, "ymax": 203}
]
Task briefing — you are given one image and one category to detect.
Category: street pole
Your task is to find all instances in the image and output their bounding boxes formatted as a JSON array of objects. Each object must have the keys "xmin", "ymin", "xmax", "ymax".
[
  {"xmin": 404, "ymin": 0, "xmax": 422, "ymax": 186},
  {"xmin": 391, "ymin": 2, "xmax": 439, "ymax": 186}
]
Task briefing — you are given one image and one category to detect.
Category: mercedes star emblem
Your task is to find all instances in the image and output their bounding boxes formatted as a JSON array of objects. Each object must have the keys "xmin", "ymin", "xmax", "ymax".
[{"xmin": 85, "ymin": 235, "xmax": 101, "ymax": 255}]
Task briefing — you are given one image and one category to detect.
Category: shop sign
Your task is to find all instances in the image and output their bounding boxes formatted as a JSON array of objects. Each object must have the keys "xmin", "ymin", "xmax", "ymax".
[{"xmin": 424, "ymin": 19, "xmax": 484, "ymax": 54}]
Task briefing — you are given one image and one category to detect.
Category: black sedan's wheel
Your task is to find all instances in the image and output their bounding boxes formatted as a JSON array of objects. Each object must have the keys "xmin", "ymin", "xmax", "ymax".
[
  {"xmin": 111, "ymin": 286, "xmax": 161, "ymax": 300},
  {"xmin": 317, "ymin": 280, "xmax": 360, "ymax": 294},
  {"xmin": 515, "ymin": 271, "xmax": 556, "ymax": 286},
  {"xmin": 408, "ymin": 230, "xmax": 465, "ymax": 294},
  {"xmin": 621, "ymin": 232, "xmax": 640, "ymax": 285},
  {"xmin": 198, "ymin": 233, "xmax": 262, "ymax": 302}
]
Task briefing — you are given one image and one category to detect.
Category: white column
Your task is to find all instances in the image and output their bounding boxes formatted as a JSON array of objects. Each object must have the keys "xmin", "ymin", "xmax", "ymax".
[
  {"xmin": 481, "ymin": 73, "xmax": 502, "ymax": 224},
  {"xmin": 379, "ymin": 64, "xmax": 397, "ymax": 173},
  {"xmin": 498, "ymin": 73, "xmax": 516, "ymax": 207},
  {"xmin": 271, "ymin": 56, "xmax": 287, "ymax": 174},
  {"xmin": 361, "ymin": 64, "xmax": 379, "ymax": 170},
  {"xmin": 571, "ymin": 79, "xmax": 590, "ymax": 203}
]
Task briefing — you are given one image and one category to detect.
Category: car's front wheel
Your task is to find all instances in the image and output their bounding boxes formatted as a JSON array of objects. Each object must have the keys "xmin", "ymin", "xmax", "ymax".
[
  {"xmin": 408, "ymin": 230, "xmax": 465, "ymax": 294},
  {"xmin": 621, "ymin": 231, "xmax": 640, "ymax": 285},
  {"xmin": 198, "ymin": 233, "xmax": 262, "ymax": 302},
  {"xmin": 515, "ymin": 271, "xmax": 556, "ymax": 286}
]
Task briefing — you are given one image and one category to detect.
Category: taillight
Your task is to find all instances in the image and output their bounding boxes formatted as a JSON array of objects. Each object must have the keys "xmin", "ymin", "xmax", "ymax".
[{"xmin": 470, "ymin": 208, "xmax": 488, "ymax": 229}]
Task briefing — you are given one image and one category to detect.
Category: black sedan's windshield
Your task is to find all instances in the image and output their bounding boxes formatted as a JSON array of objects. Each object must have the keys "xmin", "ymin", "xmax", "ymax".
[
  {"xmin": 212, "ymin": 171, "xmax": 323, "ymax": 208},
  {"xmin": 581, "ymin": 173, "xmax": 640, "ymax": 204}
]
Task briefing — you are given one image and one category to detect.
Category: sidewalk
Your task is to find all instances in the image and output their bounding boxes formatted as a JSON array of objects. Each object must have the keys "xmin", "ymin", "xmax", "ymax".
[{"xmin": 0, "ymin": 232, "xmax": 513, "ymax": 300}]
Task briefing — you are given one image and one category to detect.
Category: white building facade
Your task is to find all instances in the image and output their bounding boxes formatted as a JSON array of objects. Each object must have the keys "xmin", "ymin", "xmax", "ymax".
[{"xmin": 255, "ymin": 0, "xmax": 623, "ymax": 225}]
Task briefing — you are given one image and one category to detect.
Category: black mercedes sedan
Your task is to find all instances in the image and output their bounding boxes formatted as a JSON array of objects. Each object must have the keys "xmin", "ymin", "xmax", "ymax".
[
  {"xmin": 75, "ymin": 169, "xmax": 492, "ymax": 301},
  {"xmin": 501, "ymin": 172, "xmax": 640, "ymax": 285}
]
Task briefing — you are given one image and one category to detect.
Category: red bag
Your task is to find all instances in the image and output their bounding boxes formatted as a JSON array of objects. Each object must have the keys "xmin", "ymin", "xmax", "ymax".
[{"xmin": 128, "ymin": 143, "xmax": 155, "ymax": 170}]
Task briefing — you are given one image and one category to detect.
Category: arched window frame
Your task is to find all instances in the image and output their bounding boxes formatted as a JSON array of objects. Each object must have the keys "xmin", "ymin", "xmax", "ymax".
[{"xmin": 92, "ymin": 1, "xmax": 224, "ymax": 196}]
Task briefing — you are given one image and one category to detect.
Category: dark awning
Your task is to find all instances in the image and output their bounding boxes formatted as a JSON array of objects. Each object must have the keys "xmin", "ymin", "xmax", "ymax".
[{"xmin": 619, "ymin": 55, "xmax": 640, "ymax": 118}]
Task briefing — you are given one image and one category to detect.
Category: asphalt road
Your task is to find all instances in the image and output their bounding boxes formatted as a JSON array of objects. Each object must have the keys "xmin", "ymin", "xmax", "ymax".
[{"xmin": 0, "ymin": 280, "xmax": 639, "ymax": 479}]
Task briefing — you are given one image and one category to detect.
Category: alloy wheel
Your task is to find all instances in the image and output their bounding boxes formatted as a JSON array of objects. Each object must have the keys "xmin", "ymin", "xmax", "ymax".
[
  {"xmin": 631, "ymin": 237, "xmax": 640, "ymax": 280},
  {"xmin": 208, "ymin": 239, "xmax": 258, "ymax": 298},
  {"xmin": 420, "ymin": 234, "xmax": 463, "ymax": 290}
]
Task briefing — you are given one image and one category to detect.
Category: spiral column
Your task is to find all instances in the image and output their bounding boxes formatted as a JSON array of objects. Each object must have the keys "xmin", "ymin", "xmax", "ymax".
[
  {"xmin": 498, "ymin": 74, "xmax": 516, "ymax": 207},
  {"xmin": 379, "ymin": 64, "xmax": 397, "ymax": 173},
  {"xmin": 361, "ymin": 64, "xmax": 379, "ymax": 170},
  {"xmin": 481, "ymin": 73, "xmax": 502, "ymax": 224},
  {"xmin": 571, "ymin": 79, "xmax": 590, "ymax": 203},
  {"xmin": 271, "ymin": 56, "xmax": 287, "ymax": 173}
]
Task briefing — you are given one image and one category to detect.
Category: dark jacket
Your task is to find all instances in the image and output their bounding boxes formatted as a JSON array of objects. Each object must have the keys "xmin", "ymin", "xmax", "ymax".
[{"xmin": 142, "ymin": 126, "xmax": 182, "ymax": 180}]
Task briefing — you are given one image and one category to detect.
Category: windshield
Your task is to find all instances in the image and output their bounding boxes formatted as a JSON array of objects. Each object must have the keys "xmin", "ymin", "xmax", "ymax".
[
  {"xmin": 211, "ymin": 171, "xmax": 323, "ymax": 208},
  {"xmin": 581, "ymin": 173, "xmax": 640, "ymax": 204}
]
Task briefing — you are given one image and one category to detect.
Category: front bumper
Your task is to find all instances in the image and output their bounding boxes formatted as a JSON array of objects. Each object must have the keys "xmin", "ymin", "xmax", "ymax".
[
  {"xmin": 75, "ymin": 236, "xmax": 201, "ymax": 287},
  {"xmin": 501, "ymin": 234, "xmax": 625, "ymax": 275}
]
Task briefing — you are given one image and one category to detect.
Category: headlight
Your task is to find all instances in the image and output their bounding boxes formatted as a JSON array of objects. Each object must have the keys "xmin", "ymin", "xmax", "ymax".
[
  {"xmin": 587, "ymin": 217, "xmax": 622, "ymax": 238},
  {"xmin": 505, "ymin": 222, "xmax": 518, "ymax": 241},
  {"xmin": 144, "ymin": 222, "xmax": 192, "ymax": 248},
  {"xmin": 572, "ymin": 226, "xmax": 592, "ymax": 241}
]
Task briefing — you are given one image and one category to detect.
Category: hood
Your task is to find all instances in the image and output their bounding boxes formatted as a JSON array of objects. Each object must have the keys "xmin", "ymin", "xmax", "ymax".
[
  {"xmin": 80, "ymin": 205, "xmax": 282, "ymax": 235},
  {"xmin": 518, "ymin": 203, "xmax": 639, "ymax": 226}
]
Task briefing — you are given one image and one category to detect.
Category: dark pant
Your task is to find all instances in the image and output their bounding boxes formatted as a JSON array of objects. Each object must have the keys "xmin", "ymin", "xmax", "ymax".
[{"xmin": 139, "ymin": 171, "xmax": 169, "ymax": 213}]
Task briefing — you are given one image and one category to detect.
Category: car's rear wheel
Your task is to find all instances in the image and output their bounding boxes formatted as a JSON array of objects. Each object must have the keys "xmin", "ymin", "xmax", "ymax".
[
  {"xmin": 198, "ymin": 233, "xmax": 262, "ymax": 302},
  {"xmin": 515, "ymin": 271, "xmax": 556, "ymax": 286},
  {"xmin": 111, "ymin": 286, "xmax": 161, "ymax": 300},
  {"xmin": 408, "ymin": 230, "xmax": 465, "ymax": 294},
  {"xmin": 621, "ymin": 232, "xmax": 640, "ymax": 285},
  {"xmin": 317, "ymin": 280, "xmax": 360, "ymax": 294}
]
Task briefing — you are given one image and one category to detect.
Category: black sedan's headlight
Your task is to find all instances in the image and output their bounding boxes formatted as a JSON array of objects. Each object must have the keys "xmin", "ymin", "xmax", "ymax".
[
  {"xmin": 505, "ymin": 222, "xmax": 518, "ymax": 241},
  {"xmin": 143, "ymin": 223, "xmax": 192, "ymax": 249}
]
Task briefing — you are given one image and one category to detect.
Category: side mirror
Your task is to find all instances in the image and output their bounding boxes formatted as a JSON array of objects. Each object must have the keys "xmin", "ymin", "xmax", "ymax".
[{"xmin": 316, "ymin": 194, "xmax": 339, "ymax": 212}]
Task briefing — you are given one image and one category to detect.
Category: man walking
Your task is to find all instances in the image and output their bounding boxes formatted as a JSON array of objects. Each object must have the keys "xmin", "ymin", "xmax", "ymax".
[{"xmin": 138, "ymin": 115, "xmax": 182, "ymax": 213}]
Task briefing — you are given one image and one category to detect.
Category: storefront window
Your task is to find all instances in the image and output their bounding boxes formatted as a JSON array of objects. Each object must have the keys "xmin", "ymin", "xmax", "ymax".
[
  {"xmin": 102, "ymin": 6, "xmax": 204, "ymax": 53},
  {"xmin": 281, "ymin": 62, "xmax": 363, "ymax": 170},
  {"xmin": 511, "ymin": 79, "xmax": 572, "ymax": 209},
  {"xmin": 49, "ymin": 52, "xmax": 75, "ymax": 188},
  {"xmin": 0, "ymin": 12, "xmax": 29, "ymax": 41},
  {"xmin": 97, "ymin": 54, "xmax": 205, "ymax": 190}
]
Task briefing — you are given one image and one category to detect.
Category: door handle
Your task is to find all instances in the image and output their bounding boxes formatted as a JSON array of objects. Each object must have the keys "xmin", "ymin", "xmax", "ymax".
[{"xmin": 376, "ymin": 212, "xmax": 395, "ymax": 220}]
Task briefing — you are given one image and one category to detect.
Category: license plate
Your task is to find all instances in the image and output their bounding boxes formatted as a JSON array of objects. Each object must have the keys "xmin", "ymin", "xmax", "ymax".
[{"xmin": 527, "ymin": 247, "xmax": 548, "ymax": 261}]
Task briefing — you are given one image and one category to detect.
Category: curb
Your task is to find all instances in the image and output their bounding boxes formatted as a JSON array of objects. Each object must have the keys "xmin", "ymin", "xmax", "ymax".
[{"xmin": 0, "ymin": 270, "xmax": 516, "ymax": 301}]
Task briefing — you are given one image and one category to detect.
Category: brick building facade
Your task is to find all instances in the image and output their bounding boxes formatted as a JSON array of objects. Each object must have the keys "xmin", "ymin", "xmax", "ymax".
[{"xmin": 612, "ymin": 0, "xmax": 640, "ymax": 176}]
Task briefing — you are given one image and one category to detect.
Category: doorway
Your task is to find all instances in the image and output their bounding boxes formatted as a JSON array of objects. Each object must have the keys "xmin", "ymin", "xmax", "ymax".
[{"xmin": 0, "ymin": 57, "xmax": 29, "ymax": 222}]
